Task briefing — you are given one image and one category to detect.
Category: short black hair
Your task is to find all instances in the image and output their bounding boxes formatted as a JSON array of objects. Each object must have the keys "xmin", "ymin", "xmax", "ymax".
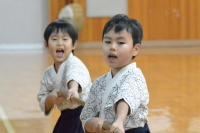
[
  {"xmin": 44, "ymin": 19, "xmax": 78, "ymax": 54},
  {"xmin": 102, "ymin": 14, "xmax": 143, "ymax": 46}
]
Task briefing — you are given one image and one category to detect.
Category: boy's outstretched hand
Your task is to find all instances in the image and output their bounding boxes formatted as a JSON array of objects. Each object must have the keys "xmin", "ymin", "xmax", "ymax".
[
  {"xmin": 108, "ymin": 99, "xmax": 128, "ymax": 133},
  {"xmin": 85, "ymin": 118, "xmax": 109, "ymax": 133},
  {"xmin": 67, "ymin": 87, "xmax": 79, "ymax": 104},
  {"xmin": 48, "ymin": 89, "xmax": 64, "ymax": 105},
  {"xmin": 110, "ymin": 120, "xmax": 125, "ymax": 133}
]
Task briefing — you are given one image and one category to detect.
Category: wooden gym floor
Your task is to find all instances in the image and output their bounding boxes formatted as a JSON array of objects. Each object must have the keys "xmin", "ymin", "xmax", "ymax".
[{"xmin": 0, "ymin": 40, "xmax": 200, "ymax": 133}]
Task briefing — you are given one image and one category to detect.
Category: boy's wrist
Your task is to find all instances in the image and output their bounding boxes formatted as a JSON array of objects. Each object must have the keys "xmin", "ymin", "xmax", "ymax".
[
  {"xmin": 68, "ymin": 80, "xmax": 79, "ymax": 91},
  {"xmin": 115, "ymin": 117, "xmax": 124, "ymax": 125},
  {"xmin": 69, "ymin": 87, "xmax": 78, "ymax": 91}
]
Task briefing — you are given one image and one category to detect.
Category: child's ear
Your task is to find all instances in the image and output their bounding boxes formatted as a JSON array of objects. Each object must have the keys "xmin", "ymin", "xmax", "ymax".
[
  {"xmin": 44, "ymin": 41, "xmax": 48, "ymax": 48},
  {"xmin": 72, "ymin": 40, "xmax": 77, "ymax": 50},
  {"xmin": 132, "ymin": 44, "xmax": 140, "ymax": 56}
]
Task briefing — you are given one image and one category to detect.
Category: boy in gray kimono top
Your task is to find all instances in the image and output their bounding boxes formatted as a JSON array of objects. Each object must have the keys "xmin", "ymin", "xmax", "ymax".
[
  {"xmin": 37, "ymin": 19, "xmax": 92, "ymax": 133},
  {"xmin": 80, "ymin": 14, "xmax": 150, "ymax": 133}
]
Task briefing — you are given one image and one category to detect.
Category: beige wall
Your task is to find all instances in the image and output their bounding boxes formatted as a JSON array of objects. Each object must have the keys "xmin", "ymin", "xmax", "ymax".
[
  {"xmin": 0, "ymin": 0, "xmax": 48, "ymax": 45},
  {"xmin": 49, "ymin": 0, "xmax": 200, "ymax": 42}
]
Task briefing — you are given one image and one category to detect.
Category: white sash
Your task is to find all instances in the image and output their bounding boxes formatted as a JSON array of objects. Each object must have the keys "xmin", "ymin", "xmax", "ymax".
[{"xmin": 100, "ymin": 63, "xmax": 136, "ymax": 119}]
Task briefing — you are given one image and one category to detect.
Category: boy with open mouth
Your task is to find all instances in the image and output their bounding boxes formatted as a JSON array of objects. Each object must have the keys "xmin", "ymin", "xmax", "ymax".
[{"xmin": 37, "ymin": 19, "xmax": 92, "ymax": 133}]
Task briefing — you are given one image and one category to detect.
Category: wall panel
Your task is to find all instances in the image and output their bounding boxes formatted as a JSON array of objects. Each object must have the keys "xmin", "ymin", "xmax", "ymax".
[
  {"xmin": 197, "ymin": 1, "xmax": 200, "ymax": 39},
  {"xmin": 189, "ymin": 0, "xmax": 196, "ymax": 39},
  {"xmin": 49, "ymin": 0, "xmax": 200, "ymax": 42},
  {"xmin": 179, "ymin": 0, "xmax": 188, "ymax": 39},
  {"xmin": 170, "ymin": 0, "xmax": 179, "ymax": 40},
  {"xmin": 140, "ymin": 0, "xmax": 149, "ymax": 40}
]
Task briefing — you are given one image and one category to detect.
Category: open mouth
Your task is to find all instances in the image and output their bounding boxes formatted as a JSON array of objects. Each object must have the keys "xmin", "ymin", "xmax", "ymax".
[
  {"xmin": 56, "ymin": 49, "xmax": 64, "ymax": 53},
  {"xmin": 56, "ymin": 48, "xmax": 64, "ymax": 58},
  {"xmin": 108, "ymin": 53, "xmax": 117, "ymax": 59}
]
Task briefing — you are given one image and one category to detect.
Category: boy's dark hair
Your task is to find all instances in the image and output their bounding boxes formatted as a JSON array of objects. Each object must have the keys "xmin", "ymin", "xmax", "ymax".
[
  {"xmin": 102, "ymin": 14, "xmax": 143, "ymax": 46},
  {"xmin": 44, "ymin": 19, "xmax": 78, "ymax": 54}
]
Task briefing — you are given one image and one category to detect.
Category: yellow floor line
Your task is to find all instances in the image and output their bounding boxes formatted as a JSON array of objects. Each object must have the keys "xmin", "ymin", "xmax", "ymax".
[{"xmin": 0, "ymin": 105, "xmax": 15, "ymax": 133}]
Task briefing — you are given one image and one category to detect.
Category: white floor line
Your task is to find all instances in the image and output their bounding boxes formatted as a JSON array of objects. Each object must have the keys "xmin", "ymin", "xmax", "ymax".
[{"xmin": 0, "ymin": 104, "xmax": 15, "ymax": 133}]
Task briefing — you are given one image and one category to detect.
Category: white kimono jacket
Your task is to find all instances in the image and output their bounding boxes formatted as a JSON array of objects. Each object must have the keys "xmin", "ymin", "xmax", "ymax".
[
  {"xmin": 80, "ymin": 62, "xmax": 149, "ymax": 131},
  {"xmin": 37, "ymin": 53, "xmax": 92, "ymax": 115}
]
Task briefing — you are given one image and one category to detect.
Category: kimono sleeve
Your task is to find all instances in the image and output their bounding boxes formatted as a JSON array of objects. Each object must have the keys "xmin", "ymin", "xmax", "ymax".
[
  {"xmin": 114, "ymin": 69, "xmax": 148, "ymax": 115},
  {"xmin": 66, "ymin": 57, "xmax": 91, "ymax": 93},
  {"xmin": 37, "ymin": 72, "xmax": 54, "ymax": 116}
]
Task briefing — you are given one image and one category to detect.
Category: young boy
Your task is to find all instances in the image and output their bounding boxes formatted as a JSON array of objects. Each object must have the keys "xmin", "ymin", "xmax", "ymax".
[
  {"xmin": 80, "ymin": 14, "xmax": 150, "ymax": 133},
  {"xmin": 37, "ymin": 19, "xmax": 92, "ymax": 133}
]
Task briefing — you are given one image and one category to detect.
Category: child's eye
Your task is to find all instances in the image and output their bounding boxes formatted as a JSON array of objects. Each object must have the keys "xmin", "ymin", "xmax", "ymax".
[
  {"xmin": 105, "ymin": 41, "xmax": 110, "ymax": 44},
  {"xmin": 52, "ymin": 38, "xmax": 57, "ymax": 40},
  {"xmin": 118, "ymin": 42, "xmax": 125, "ymax": 45}
]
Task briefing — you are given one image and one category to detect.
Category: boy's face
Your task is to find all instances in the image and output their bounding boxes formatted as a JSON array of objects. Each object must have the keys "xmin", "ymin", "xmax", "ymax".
[
  {"xmin": 102, "ymin": 28, "xmax": 140, "ymax": 74},
  {"xmin": 46, "ymin": 30, "xmax": 76, "ymax": 65}
]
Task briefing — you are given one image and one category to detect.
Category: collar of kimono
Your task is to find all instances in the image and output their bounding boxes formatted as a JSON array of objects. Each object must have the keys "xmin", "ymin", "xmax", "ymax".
[
  {"xmin": 53, "ymin": 52, "xmax": 73, "ymax": 91},
  {"xmin": 100, "ymin": 62, "xmax": 136, "ymax": 119}
]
